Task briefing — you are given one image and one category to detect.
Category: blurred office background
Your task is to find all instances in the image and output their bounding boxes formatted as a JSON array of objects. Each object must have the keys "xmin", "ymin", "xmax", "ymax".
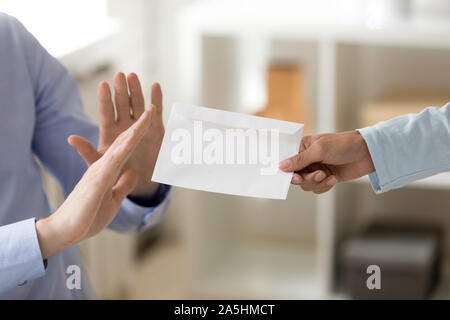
[{"xmin": 3, "ymin": 0, "xmax": 450, "ymax": 299}]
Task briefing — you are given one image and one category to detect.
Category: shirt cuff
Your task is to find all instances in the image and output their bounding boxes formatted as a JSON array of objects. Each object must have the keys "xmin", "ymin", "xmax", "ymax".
[
  {"xmin": 367, "ymin": 171, "xmax": 381, "ymax": 193},
  {"xmin": 115, "ymin": 185, "xmax": 172, "ymax": 232},
  {"xmin": 127, "ymin": 183, "xmax": 171, "ymax": 208},
  {"xmin": 0, "ymin": 218, "xmax": 46, "ymax": 292},
  {"xmin": 357, "ymin": 127, "xmax": 385, "ymax": 193}
]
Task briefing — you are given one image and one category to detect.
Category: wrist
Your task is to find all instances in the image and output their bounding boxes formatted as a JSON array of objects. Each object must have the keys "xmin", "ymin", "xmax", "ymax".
[
  {"xmin": 35, "ymin": 216, "xmax": 68, "ymax": 259},
  {"xmin": 355, "ymin": 130, "xmax": 375, "ymax": 174}
]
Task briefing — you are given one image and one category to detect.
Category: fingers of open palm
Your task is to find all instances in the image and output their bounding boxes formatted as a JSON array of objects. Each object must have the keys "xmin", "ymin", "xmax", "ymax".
[
  {"xmin": 85, "ymin": 169, "xmax": 138, "ymax": 239},
  {"xmin": 127, "ymin": 73, "xmax": 145, "ymax": 118},
  {"xmin": 85, "ymin": 170, "xmax": 139, "ymax": 239},
  {"xmin": 98, "ymin": 81, "xmax": 115, "ymax": 129},
  {"xmin": 62, "ymin": 115, "xmax": 153, "ymax": 238},
  {"xmin": 99, "ymin": 109, "xmax": 153, "ymax": 178},
  {"xmin": 113, "ymin": 72, "xmax": 132, "ymax": 122},
  {"xmin": 68, "ymin": 135, "xmax": 101, "ymax": 166},
  {"xmin": 151, "ymin": 82, "xmax": 163, "ymax": 115},
  {"xmin": 67, "ymin": 102, "xmax": 172, "ymax": 241}
]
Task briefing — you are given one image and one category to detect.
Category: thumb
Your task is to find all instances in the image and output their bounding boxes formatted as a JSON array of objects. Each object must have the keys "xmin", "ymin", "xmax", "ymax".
[
  {"xmin": 112, "ymin": 169, "xmax": 140, "ymax": 201},
  {"xmin": 68, "ymin": 135, "xmax": 101, "ymax": 166},
  {"xmin": 279, "ymin": 143, "xmax": 323, "ymax": 172},
  {"xmin": 151, "ymin": 82, "xmax": 163, "ymax": 116}
]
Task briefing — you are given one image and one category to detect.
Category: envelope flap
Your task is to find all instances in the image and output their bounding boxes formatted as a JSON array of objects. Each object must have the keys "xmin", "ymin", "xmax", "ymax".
[{"xmin": 172, "ymin": 103, "xmax": 303, "ymax": 135}]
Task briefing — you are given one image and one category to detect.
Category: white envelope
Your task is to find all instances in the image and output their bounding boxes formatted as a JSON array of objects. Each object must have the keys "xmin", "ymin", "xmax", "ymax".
[{"xmin": 151, "ymin": 103, "xmax": 303, "ymax": 199}]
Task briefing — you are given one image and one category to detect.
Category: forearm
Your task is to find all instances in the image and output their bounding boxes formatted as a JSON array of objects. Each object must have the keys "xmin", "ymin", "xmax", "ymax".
[{"xmin": 358, "ymin": 103, "xmax": 450, "ymax": 193}]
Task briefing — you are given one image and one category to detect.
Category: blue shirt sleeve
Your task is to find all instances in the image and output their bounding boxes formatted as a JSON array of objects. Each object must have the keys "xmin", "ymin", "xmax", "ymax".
[
  {"xmin": 0, "ymin": 14, "xmax": 171, "ymax": 296},
  {"xmin": 15, "ymin": 16, "xmax": 170, "ymax": 231},
  {"xmin": 0, "ymin": 218, "xmax": 46, "ymax": 292},
  {"xmin": 111, "ymin": 184, "xmax": 172, "ymax": 232},
  {"xmin": 358, "ymin": 103, "xmax": 450, "ymax": 193}
]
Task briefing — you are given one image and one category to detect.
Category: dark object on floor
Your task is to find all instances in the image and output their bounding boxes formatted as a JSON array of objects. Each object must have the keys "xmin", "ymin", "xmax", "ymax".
[
  {"xmin": 340, "ymin": 224, "xmax": 441, "ymax": 299},
  {"xmin": 135, "ymin": 224, "xmax": 162, "ymax": 260}
]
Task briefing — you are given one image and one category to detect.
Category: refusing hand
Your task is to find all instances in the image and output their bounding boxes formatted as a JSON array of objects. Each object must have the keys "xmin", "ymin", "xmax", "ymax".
[
  {"xmin": 68, "ymin": 72, "xmax": 165, "ymax": 198},
  {"xmin": 279, "ymin": 131, "xmax": 375, "ymax": 194},
  {"xmin": 36, "ymin": 109, "xmax": 154, "ymax": 259}
]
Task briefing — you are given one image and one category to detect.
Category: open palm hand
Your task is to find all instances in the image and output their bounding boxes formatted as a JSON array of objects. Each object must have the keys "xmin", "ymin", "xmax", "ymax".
[{"xmin": 69, "ymin": 72, "xmax": 164, "ymax": 198}]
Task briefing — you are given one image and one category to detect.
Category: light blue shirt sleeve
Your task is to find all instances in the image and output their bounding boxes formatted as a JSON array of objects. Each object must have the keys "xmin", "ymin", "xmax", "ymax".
[
  {"xmin": 0, "ymin": 219, "xmax": 46, "ymax": 292},
  {"xmin": 0, "ymin": 14, "xmax": 170, "ymax": 294},
  {"xmin": 358, "ymin": 103, "xmax": 450, "ymax": 193}
]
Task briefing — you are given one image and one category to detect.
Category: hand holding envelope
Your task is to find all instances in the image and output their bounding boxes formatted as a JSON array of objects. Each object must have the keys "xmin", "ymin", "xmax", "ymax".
[{"xmin": 152, "ymin": 104, "xmax": 304, "ymax": 199}]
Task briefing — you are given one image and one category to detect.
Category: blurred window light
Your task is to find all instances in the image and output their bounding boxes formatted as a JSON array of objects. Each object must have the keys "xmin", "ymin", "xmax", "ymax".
[
  {"xmin": 365, "ymin": 0, "xmax": 411, "ymax": 29},
  {"xmin": 1, "ymin": 0, "xmax": 118, "ymax": 57}
]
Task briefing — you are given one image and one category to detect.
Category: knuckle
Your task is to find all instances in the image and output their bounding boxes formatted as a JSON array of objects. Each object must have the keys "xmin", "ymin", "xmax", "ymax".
[
  {"xmin": 319, "ymin": 178, "xmax": 333, "ymax": 188},
  {"xmin": 131, "ymin": 127, "xmax": 141, "ymax": 139},
  {"xmin": 117, "ymin": 130, "xmax": 128, "ymax": 141},
  {"xmin": 131, "ymin": 127, "xmax": 139, "ymax": 136},
  {"xmin": 313, "ymin": 143, "xmax": 324, "ymax": 156},
  {"xmin": 294, "ymin": 153, "xmax": 303, "ymax": 164}
]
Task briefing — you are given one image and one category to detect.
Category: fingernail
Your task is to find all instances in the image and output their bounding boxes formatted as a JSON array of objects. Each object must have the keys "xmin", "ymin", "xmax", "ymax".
[
  {"xmin": 279, "ymin": 159, "xmax": 292, "ymax": 171},
  {"xmin": 292, "ymin": 175, "xmax": 301, "ymax": 184},
  {"xmin": 314, "ymin": 171, "xmax": 326, "ymax": 182},
  {"xmin": 327, "ymin": 177, "xmax": 338, "ymax": 186}
]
